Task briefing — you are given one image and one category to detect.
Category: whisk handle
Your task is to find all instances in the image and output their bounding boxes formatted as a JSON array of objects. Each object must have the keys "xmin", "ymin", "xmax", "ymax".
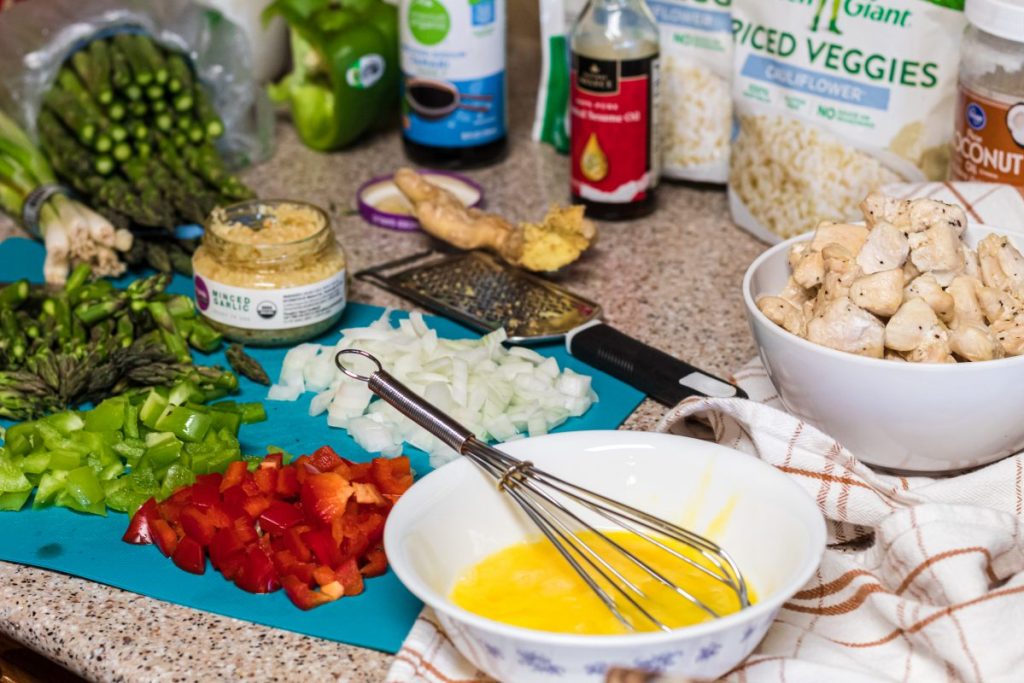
[{"xmin": 335, "ymin": 349, "xmax": 474, "ymax": 452}]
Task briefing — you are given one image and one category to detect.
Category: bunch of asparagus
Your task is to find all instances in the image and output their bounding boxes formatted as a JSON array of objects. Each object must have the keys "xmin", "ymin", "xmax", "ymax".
[
  {"xmin": 0, "ymin": 264, "xmax": 242, "ymax": 420},
  {"xmin": 36, "ymin": 33, "xmax": 255, "ymax": 274}
]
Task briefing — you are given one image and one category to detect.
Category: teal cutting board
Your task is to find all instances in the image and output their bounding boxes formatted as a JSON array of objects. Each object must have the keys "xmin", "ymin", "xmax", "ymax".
[{"xmin": 0, "ymin": 237, "xmax": 645, "ymax": 653}]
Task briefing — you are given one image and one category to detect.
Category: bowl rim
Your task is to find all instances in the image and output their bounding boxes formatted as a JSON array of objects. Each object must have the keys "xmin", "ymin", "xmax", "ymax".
[
  {"xmin": 741, "ymin": 223, "xmax": 1024, "ymax": 372},
  {"xmin": 384, "ymin": 430, "xmax": 826, "ymax": 647}
]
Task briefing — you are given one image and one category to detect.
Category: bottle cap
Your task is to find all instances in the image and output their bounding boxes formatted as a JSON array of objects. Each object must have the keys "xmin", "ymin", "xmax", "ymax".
[
  {"xmin": 966, "ymin": 0, "xmax": 1024, "ymax": 43},
  {"xmin": 356, "ymin": 171, "xmax": 484, "ymax": 231}
]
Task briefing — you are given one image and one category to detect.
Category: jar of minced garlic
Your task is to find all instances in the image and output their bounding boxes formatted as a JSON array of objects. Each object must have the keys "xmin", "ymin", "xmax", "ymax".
[{"xmin": 192, "ymin": 200, "xmax": 347, "ymax": 345}]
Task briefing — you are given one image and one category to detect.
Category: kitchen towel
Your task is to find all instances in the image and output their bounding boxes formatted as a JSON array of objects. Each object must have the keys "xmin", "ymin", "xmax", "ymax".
[{"xmin": 384, "ymin": 182, "xmax": 1024, "ymax": 682}]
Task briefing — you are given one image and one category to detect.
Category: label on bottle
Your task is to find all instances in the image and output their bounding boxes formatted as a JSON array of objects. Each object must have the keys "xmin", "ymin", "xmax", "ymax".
[
  {"xmin": 193, "ymin": 271, "xmax": 346, "ymax": 331},
  {"xmin": 401, "ymin": 0, "xmax": 507, "ymax": 148},
  {"xmin": 571, "ymin": 53, "xmax": 658, "ymax": 204},
  {"xmin": 951, "ymin": 85, "xmax": 1024, "ymax": 187}
]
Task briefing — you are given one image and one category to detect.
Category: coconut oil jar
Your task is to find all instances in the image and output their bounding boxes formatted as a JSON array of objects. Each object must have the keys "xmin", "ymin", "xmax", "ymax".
[
  {"xmin": 951, "ymin": 0, "xmax": 1024, "ymax": 188},
  {"xmin": 192, "ymin": 200, "xmax": 347, "ymax": 345}
]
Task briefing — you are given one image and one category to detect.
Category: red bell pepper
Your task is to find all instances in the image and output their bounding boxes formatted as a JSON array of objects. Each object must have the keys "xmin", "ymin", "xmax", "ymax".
[
  {"xmin": 253, "ymin": 467, "xmax": 278, "ymax": 495},
  {"xmin": 122, "ymin": 498, "xmax": 160, "ymax": 544},
  {"xmin": 281, "ymin": 574, "xmax": 336, "ymax": 610},
  {"xmin": 235, "ymin": 545, "xmax": 278, "ymax": 593},
  {"xmin": 123, "ymin": 448, "xmax": 411, "ymax": 610},
  {"xmin": 220, "ymin": 461, "xmax": 248, "ymax": 492},
  {"xmin": 335, "ymin": 557, "xmax": 364, "ymax": 596},
  {"xmin": 361, "ymin": 545, "xmax": 388, "ymax": 577},
  {"xmin": 259, "ymin": 500, "xmax": 304, "ymax": 535},
  {"xmin": 275, "ymin": 466, "xmax": 300, "ymax": 499},
  {"xmin": 301, "ymin": 472, "xmax": 354, "ymax": 525},
  {"xmin": 310, "ymin": 446, "xmax": 342, "ymax": 473},
  {"xmin": 151, "ymin": 518, "xmax": 179, "ymax": 557},
  {"xmin": 172, "ymin": 536, "xmax": 206, "ymax": 575},
  {"xmin": 371, "ymin": 456, "xmax": 414, "ymax": 495},
  {"xmin": 301, "ymin": 527, "xmax": 343, "ymax": 568}
]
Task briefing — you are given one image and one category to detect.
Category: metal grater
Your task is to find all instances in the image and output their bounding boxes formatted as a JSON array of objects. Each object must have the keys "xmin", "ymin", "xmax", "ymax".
[{"xmin": 355, "ymin": 250, "xmax": 602, "ymax": 344}]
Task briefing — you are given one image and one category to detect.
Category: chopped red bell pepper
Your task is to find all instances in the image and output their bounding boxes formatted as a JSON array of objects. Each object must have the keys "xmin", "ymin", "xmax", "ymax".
[
  {"xmin": 281, "ymin": 574, "xmax": 336, "ymax": 610},
  {"xmin": 275, "ymin": 466, "xmax": 300, "ymax": 499},
  {"xmin": 235, "ymin": 545, "xmax": 278, "ymax": 593},
  {"xmin": 253, "ymin": 467, "xmax": 278, "ymax": 495},
  {"xmin": 241, "ymin": 494, "xmax": 272, "ymax": 519},
  {"xmin": 260, "ymin": 452, "xmax": 284, "ymax": 469},
  {"xmin": 122, "ymin": 498, "xmax": 159, "ymax": 544},
  {"xmin": 220, "ymin": 461, "xmax": 248, "ymax": 492},
  {"xmin": 301, "ymin": 527, "xmax": 343, "ymax": 568},
  {"xmin": 361, "ymin": 545, "xmax": 388, "ymax": 577},
  {"xmin": 258, "ymin": 500, "xmax": 304, "ymax": 535},
  {"xmin": 151, "ymin": 518, "xmax": 179, "ymax": 557},
  {"xmin": 301, "ymin": 472, "xmax": 354, "ymax": 525},
  {"xmin": 335, "ymin": 557, "xmax": 364, "ymax": 596},
  {"xmin": 283, "ymin": 525, "xmax": 313, "ymax": 562},
  {"xmin": 310, "ymin": 445, "xmax": 342, "ymax": 472},
  {"xmin": 172, "ymin": 536, "xmax": 206, "ymax": 574},
  {"xmin": 123, "ymin": 448, "xmax": 411, "ymax": 610},
  {"xmin": 371, "ymin": 456, "xmax": 414, "ymax": 495}
]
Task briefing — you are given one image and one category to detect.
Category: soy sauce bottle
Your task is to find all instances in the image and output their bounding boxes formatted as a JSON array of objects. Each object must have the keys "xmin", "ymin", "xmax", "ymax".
[
  {"xmin": 400, "ymin": 0, "xmax": 508, "ymax": 168},
  {"xmin": 570, "ymin": 0, "xmax": 659, "ymax": 220}
]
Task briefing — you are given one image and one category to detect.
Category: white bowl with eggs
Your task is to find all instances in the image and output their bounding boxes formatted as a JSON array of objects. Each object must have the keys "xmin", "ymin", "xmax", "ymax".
[
  {"xmin": 743, "ymin": 223, "xmax": 1024, "ymax": 473},
  {"xmin": 384, "ymin": 430, "xmax": 825, "ymax": 683}
]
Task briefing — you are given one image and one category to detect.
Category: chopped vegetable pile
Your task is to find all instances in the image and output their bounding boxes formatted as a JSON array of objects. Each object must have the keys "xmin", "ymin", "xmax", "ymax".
[
  {"xmin": 124, "ymin": 446, "xmax": 413, "ymax": 610},
  {"xmin": 268, "ymin": 311, "xmax": 598, "ymax": 468},
  {"xmin": 0, "ymin": 264, "xmax": 250, "ymax": 420},
  {"xmin": 0, "ymin": 383, "xmax": 265, "ymax": 514}
]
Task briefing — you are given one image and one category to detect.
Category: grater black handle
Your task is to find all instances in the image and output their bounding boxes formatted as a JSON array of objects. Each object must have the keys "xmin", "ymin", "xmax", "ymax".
[{"xmin": 566, "ymin": 322, "xmax": 747, "ymax": 406}]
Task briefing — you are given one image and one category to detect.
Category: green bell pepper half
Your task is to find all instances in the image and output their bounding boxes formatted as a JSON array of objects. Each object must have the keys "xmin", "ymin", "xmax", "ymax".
[{"xmin": 264, "ymin": 0, "xmax": 399, "ymax": 150}]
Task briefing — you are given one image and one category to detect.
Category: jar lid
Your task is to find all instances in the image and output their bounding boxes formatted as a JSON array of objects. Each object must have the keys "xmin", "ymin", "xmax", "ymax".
[
  {"xmin": 356, "ymin": 170, "xmax": 484, "ymax": 231},
  {"xmin": 966, "ymin": 0, "xmax": 1024, "ymax": 43}
]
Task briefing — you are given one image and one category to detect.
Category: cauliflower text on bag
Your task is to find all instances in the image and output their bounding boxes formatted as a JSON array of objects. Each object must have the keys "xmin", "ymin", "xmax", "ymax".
[{"xmin": 728, "ymin": 0, "xmax": 966, "ymax": 243}]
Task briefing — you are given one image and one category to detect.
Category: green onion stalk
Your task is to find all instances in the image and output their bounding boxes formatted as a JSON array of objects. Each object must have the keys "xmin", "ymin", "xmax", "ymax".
[{"xmin": 0, "ymin": 110, "xmax": 133, "ymax": 284}]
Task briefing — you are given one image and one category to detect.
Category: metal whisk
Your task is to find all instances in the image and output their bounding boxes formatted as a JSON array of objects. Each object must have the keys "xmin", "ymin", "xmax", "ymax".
[{"xmin": 336, "ymin": 349, "xmax": 750, "ymax": 632}]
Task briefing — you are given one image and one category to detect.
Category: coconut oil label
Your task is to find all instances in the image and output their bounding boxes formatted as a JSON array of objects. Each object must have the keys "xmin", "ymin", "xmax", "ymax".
[
  {"xmin": 194, "ymin": 271, "xmax": 347, "ymax": 331},
  {"xmin": 401, "ymin": 0, "xmax": 507, "ymax": 148},
  {"xmin": 952, "ymin": 87, "xmax": 1024, "ymax": 187},
  {"xmin": 570, "ymin": 54, "xmax": 657, "ymax": 203}
]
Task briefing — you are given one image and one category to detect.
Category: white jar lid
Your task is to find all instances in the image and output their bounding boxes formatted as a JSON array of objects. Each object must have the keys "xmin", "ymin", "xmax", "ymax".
[{"xmin": 966, "ymin": 0, "xmax": 1024, "ymax": 43}]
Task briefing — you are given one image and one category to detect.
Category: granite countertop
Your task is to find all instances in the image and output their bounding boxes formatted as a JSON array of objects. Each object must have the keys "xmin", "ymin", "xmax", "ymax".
[{"xmin": 0, "ymin": 26, "xmax": 766, "ymax": 683}]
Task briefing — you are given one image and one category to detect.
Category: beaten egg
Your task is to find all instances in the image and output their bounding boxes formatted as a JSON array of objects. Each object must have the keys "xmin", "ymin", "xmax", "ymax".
[{"xmin": 450, "ymin": 530, "xmax": 754, "ymax": 635}]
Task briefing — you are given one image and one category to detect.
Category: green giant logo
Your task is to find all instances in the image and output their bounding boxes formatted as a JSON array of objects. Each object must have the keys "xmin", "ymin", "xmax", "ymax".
[{"xmin": 408, "ymin": 0, "xmax": 450, "ymax": 46}]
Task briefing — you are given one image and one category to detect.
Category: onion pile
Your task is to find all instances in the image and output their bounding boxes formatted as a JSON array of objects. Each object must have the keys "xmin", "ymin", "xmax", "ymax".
[{"xmin": 268, "ymin": 311, "xmax": 598, "ymax": 467}]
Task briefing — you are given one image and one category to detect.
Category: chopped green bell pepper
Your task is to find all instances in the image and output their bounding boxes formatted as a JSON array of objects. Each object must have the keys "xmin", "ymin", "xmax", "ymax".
[{"xmin": 264, "ymin": 0, "xmax": 399, "ymax": 150}]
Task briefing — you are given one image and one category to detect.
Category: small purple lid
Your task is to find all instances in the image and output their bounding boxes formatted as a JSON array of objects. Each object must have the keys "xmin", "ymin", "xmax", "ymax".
[{"xmin": 356, "ymin": 170, "xmax": 485, "ymax": 231}]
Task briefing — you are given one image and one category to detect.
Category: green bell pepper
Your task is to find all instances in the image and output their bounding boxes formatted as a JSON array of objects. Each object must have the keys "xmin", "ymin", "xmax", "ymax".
[{"xmin": 264, "ymin": 0, "xmax": 399, "ymax": 150}]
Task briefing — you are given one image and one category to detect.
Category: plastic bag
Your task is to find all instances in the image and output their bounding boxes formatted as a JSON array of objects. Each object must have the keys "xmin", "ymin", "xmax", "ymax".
[
  {"xmin": 728, "ymin": 0, "xmax": 966, "ymax": 243},
  {"xmin": 0, "ymin": 0, "xmax": 273, "ymax": 168},
  {"xmin": 650, "ymin": 0, "xmax": 733, "ymax": 184}
]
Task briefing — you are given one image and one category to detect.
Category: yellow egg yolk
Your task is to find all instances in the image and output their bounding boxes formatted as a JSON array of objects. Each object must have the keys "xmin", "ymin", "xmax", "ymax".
[{"xmin": 450, "ymin": 531, "xmax": 753, "ymax": 635}]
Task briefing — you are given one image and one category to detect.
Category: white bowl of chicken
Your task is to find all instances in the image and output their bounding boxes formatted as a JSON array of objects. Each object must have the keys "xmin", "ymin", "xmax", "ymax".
[{"xmin": 743, "ymin": 191, "xmax": 1024, "ymax": 473}]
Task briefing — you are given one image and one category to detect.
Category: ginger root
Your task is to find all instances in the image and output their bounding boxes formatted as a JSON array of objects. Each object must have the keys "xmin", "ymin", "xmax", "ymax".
[{"xmin": 392, "ymin": 168, "xmax": 596, "ymax": 271}]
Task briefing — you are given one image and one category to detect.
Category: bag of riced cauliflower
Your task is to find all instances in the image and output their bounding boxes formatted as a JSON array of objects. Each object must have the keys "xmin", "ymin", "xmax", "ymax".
[
  {"xmin": 649, "ymin": 0, "xmax": 733, "ymax": 183},
  {"xmin": 728, "ymin": 0, "xmax": 966, "ymax": 242},
  {"xmin": 533, "ymin": 0, "xmax": 733, "ymax": 184}
]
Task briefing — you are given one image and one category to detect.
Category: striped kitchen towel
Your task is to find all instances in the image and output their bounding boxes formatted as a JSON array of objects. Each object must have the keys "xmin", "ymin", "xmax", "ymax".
[{"xmin": 384, "ymin": 183, "xmax": 1024, "ymax": 683}]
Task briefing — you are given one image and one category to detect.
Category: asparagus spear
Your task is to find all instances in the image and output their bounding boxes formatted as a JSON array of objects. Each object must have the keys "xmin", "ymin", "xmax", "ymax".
[
  {"xmin": 226, "ymin": 344, "xmax": 270, "ymax": 386},
  {"xmin": 113, "ymin": 34, "xmax": 153, "ymax": 86},
  {"xmin": 133, "ymin": 34, "xmax": 169, "ymax": 85},
  {"xmin": 166, "ymin": 53, "xmax": 194, "ymax": 94},
  {"xmin": 72, "ymin": 41, "xmax": 114, "ymax": 105},
  {"xmin": 193, "ymin": 86, "xmax": 224, "ymax": 139}
]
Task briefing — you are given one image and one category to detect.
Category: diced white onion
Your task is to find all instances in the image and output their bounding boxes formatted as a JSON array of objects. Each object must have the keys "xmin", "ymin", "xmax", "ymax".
[{"xmin": 267, "ymin": 310, "xmax": 598, "ymax": 465}]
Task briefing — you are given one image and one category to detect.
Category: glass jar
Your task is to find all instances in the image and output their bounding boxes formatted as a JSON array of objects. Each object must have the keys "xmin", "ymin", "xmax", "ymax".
[
  {"xmin": 950, "ymin": 0, "xmax": 1024, "ymax": 187},
  {"xmin": 192, "ymin": 200, "xmax": 347, "ymax": 345}
]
